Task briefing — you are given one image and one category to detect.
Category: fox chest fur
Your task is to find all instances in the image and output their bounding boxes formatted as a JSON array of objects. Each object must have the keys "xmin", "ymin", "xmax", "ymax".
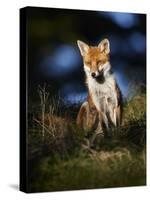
[{"xmin": 87, "ymin": 74, "xmax": 118, "ymax": 113}]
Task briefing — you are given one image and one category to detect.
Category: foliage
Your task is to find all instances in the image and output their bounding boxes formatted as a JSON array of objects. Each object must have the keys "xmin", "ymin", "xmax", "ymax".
[{"xmin": 27, "ymin": 84, "xmax": 146, "ymax": 193}]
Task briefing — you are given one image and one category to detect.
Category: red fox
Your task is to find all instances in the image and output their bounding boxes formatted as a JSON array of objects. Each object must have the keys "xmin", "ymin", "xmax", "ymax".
[{"xmin": 76, "ymin": 38, "xmax": 122, "ymax": 134}]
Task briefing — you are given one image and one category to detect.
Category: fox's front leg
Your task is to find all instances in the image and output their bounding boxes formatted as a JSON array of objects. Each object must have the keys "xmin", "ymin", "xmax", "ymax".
[
  {"xmin": 108, "ymin": 105, "xmax": 122, "ymax": 127},
  {"xmin": 100, "ymin": 111, "xmax": 109, "ymax": 129},
  {"xmin": 95, "ymin": 111, "xmax": 108, "ymax": 134},
  {"xmin": 108, "ymin": 107, "xmax": 117, "ymax": 127}
]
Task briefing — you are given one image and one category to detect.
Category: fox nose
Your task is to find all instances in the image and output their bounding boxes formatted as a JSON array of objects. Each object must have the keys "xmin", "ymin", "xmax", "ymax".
[{"xmin": 91, "ymin": 72, "xmax": 96, "ymax": 78}]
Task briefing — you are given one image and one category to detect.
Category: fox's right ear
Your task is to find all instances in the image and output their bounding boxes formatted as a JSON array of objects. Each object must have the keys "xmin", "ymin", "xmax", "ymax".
[{"xmin": 77, "ymin": 40, "xmax": 89, "ymax": 56}]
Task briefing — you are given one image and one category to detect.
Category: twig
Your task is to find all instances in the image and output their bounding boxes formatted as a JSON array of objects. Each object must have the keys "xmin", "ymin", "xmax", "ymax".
[
  {"xmin": 33, "ymin": 118, "xmax": 55, "ymax": 138},
  {"xmin": 37, "ymin": 84, "xmax": 49, "ymax": 137}
]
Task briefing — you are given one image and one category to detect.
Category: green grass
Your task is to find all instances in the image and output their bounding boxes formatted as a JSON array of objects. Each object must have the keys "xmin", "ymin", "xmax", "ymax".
[
  {"xmin": 27, "ymin": 88, "xmax": 146, "ymax": 193},
  {"xmin": 28, "ymin": 149, "xmax": 145, "ymax": 192}
]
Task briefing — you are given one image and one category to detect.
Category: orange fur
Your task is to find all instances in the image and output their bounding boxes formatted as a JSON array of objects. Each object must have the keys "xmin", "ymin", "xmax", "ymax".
[{"xmin": 84, "ymin": 47, "xmax": 109, "ymax": 65}]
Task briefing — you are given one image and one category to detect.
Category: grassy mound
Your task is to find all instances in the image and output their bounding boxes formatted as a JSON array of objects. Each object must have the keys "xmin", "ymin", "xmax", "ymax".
[{"xmin": 27, "ymin": 88, "xmax": 146, "ymax": 192}]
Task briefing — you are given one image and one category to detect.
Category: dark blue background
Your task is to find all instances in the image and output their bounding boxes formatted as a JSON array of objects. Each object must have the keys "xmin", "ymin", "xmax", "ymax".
[{"xmin": 27, "ymin": 7, "xmax": 146, "ymax": 105}]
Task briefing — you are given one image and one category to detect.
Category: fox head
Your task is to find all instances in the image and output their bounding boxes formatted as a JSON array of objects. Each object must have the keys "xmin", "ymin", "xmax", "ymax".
[{"xmin": 77, "ymin": 38, "xmax": 111, "ymax": 80}]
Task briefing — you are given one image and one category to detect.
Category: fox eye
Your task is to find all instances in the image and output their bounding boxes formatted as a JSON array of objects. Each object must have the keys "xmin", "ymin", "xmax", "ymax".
[
  {"xmin": 97, "ymin": 60, "xmax": 102, "ymax": 65},
  {"xmin": 86, "ymin": 61, "xmax": 91, "ymax": 66}
]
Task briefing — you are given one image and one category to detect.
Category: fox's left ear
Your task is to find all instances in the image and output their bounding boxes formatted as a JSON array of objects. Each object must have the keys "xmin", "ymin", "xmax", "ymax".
[{"xmin": 98, "ymin": 38, "xmax": 110, "ymax": 54}]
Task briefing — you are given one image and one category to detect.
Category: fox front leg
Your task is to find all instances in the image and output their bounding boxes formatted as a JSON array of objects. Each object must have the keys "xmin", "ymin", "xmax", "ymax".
[{"xmin": 94, "ymin": 111, "xmax": 108, "ymax": 135}]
